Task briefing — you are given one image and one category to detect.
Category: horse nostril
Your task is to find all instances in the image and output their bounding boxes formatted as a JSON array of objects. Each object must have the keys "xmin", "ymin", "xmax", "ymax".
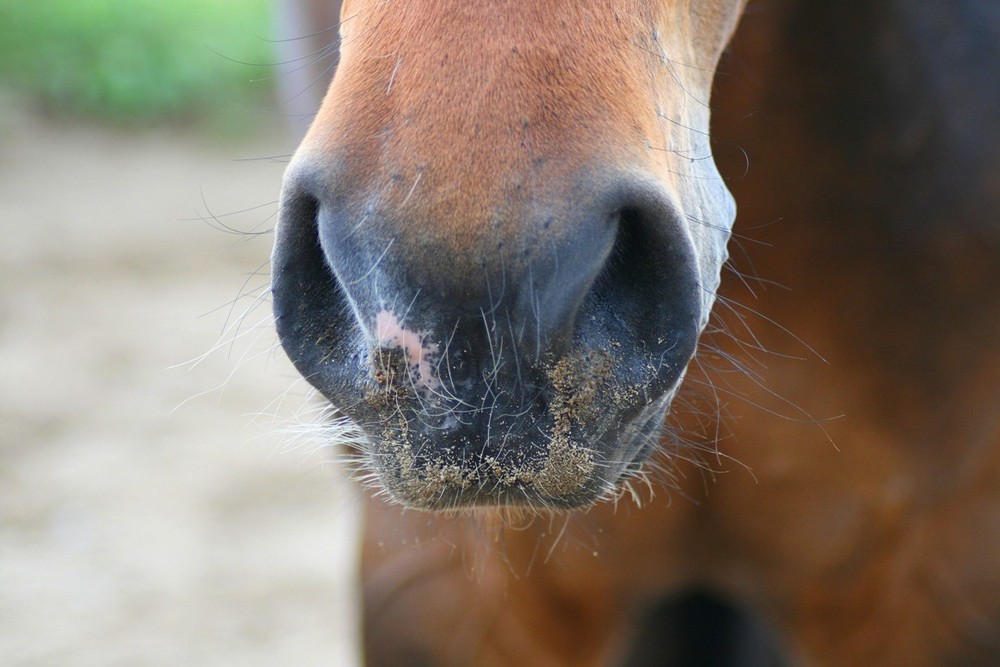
[
  {"xmin": 271, "ymin": 181, "xmax": 362, "ymax": 403},
  {"xmin": 573, "ymin": 188, "xmax": 703, "ymax": 396},
  {"xmin": 599, "ymin": 207, "xmax": 672, "ymax": 315}
]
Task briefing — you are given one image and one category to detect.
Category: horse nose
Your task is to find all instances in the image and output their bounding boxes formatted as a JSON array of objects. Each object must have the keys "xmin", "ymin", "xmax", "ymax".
[
  {"xmin": 272, "ymin": 160, "xmax": 706, "ymax": 507},
  {"xmin": 274, "ymin": 161, "xmax": 700, "ymax": 375}
]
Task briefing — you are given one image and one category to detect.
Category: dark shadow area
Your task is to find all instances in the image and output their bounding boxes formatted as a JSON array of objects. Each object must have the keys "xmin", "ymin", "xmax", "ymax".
[{"xmin": 622, "ymin": 590, "xmax": 788, "ymax": 667}]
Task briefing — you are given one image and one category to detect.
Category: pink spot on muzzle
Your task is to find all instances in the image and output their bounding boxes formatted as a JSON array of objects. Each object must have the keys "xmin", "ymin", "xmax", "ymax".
[{"xmin": 374, "ymin": 310, "xmax": 440, "ymax": 391}]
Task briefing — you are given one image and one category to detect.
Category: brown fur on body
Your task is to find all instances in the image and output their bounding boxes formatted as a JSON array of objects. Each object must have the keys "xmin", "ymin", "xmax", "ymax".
[{"xmin": 274, "ymin": 1, "xmax": 1000, "ymax": 664}]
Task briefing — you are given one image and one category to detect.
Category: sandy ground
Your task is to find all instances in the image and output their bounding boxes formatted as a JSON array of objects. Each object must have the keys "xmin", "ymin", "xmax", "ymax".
[{"xmin": 0, "ymin": 105, "xmax": 362, "ymax": 666}]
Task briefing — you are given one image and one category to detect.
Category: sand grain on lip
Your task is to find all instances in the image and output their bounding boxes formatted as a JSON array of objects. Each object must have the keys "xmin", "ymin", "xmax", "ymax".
[
  {"xmin": 371, "ymin": 347, "xmax": 617, "ymax": 507},
  {"xmin": 524, "ymin": 348, "xmax": 613, "ymax": 498}
]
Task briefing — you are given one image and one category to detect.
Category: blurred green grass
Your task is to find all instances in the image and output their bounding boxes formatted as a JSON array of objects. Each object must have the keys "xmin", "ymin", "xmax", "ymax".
[{"xmin": 0, "ymin": 0, "xmax": 277, "ymax": 129}]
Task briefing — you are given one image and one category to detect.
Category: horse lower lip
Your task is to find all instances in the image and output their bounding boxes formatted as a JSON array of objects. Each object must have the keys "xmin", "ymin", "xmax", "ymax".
[
  {"xmin": 371, "ymin": 448, "xmax": 605, "ymax": 510},
  {"xmin": 347, "ymin": 390, "xmax": 676, "ymax": 510},
  {"xmin": 301, "ymin": 331, "xmax": 692, "ymax": 509}
]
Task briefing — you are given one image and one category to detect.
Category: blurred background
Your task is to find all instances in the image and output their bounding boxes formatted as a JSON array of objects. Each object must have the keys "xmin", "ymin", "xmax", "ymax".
[{"xmin": 0, "ymin": 1, "xmax": 360, "ymax": 664}]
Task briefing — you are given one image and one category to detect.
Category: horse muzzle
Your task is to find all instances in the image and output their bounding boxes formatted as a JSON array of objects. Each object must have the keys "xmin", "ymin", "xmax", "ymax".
[{"xmin": 272, "ymin": 159, "xmax": 707, "ymax": 510}]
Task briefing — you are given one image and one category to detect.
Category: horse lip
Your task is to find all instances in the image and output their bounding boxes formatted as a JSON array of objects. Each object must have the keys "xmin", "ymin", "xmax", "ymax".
[
  {"xmin": 359, "ymin": 396, "xmax": 675, "ymax": 511},
  {"xmin": 275, "ymin": 293, "xmax": 695, "ymax": 508},
  {"xmin": 335, "ymin": 341, "xmax": 687, "ymax": 510}
]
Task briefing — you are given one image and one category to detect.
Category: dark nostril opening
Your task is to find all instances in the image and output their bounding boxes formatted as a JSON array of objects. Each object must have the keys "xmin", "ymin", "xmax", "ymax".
[
  {"xmin": 576, "ymin": 196, "xmax": 702, "ymax": 392},
  {"xmin": 273, "ymin": 190, "xmax": 329, "ymax": 317},
  {"xmin": 595, "ymin": 206, "xmax": 677, "ymax": 321},
  {"xmin": 272, "ymin": 185, "xmax": 360, "ymax": 402},
  {"xmin": 607, "ymin": 209, "xmax": 653, "ymax": 282}
]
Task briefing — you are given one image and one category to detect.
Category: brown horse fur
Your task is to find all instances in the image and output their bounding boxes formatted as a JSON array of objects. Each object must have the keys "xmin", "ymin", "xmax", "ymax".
[{"xmin": 271, "ymin": 1, "xmax": 1000, "ymax": 664}]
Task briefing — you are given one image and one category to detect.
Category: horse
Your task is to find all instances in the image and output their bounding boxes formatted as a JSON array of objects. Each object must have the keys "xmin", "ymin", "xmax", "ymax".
[{"xmin": 270, "ymin": 1, "xmax": 1000, "ymax": 664}]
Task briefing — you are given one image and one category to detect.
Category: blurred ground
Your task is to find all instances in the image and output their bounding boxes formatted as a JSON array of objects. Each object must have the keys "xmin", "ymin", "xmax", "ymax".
[{"xmin": 0, "ymin": 103, "xmax": 361, "ymax": 666}]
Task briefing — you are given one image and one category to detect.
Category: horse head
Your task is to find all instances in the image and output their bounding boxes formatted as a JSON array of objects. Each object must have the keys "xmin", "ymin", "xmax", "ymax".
[{"xmin": 272, "ymin": 1, "xmax": 746, "ymax": 509}]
